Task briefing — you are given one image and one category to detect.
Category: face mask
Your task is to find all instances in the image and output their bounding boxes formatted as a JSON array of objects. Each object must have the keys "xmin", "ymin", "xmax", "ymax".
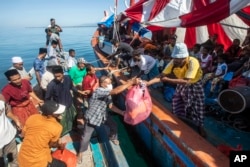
[{"xmin": 106, "ymin": 84, "xmax": 113, "ymax": 91}]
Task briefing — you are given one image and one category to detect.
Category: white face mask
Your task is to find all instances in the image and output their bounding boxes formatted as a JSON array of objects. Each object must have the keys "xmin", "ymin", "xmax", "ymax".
[{"xmin": 106, "ymin": 84, "xmax": 113, "ymax": 91}]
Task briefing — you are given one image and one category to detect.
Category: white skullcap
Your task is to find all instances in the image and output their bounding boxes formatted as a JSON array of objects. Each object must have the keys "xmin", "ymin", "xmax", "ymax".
[
  {"xmin": 12, "ymin": 56, "xmax": 23, "ymax": 63},
  {"xmin": 171, "ymin": 43, "xmax": 189, "ymax": 58}
]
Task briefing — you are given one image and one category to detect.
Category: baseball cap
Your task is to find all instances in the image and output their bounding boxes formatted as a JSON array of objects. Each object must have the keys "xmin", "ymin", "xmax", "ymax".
[
  {"xmin": 171, "ymin": 43, "xmax": 189, "ymax": 58},
  {"xmin": 40, "ymin": 101, "xmax": 65, "ymax": 116}
]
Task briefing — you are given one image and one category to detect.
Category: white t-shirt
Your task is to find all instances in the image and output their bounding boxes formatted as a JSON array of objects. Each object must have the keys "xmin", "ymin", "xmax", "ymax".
[
  {"xmin": 41, "ymin": 71, "xmax": 54, "ymax": 90},
  {"xmin": 215, "ymin": 62, "xmax": 227, "ymax": 77},
  {"xmin": 67, "ymin": 56, "xmax": 77, "ymax": 69},
  {"xmin": 0, "ymin": 101, "xmax": 16, "ymax": 149},
  {"xmin": 9, "ymin": 66, "xmax": 29, "ymax": 79},
  {"xmin": 130, "ymin": 54, "xmax": 156, "ymax": 71}
]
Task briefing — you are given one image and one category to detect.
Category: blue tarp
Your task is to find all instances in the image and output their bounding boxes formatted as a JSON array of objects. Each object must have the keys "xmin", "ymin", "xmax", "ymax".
[
  {"xmin": 131, "ymin": 22, "xmax": 150, "ymax": 36},
  {"xmin": 97, "ymin": 14, "xmax": 114, "ymax": 28}
]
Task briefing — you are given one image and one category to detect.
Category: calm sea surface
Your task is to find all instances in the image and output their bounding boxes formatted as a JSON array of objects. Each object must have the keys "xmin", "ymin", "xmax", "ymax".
[{"xmin": 0, "ymin": 26, "xmax": 99, "ymax": 89}]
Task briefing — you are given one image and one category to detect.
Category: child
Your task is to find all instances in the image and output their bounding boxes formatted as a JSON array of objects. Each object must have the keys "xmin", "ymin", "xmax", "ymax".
[{"xmin": 202, "ymin": 54, "xmax": 228, "ymax": 96}]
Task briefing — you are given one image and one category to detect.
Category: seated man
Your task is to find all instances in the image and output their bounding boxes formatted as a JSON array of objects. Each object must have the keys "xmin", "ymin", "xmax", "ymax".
[
  {"xmin": 202, "ymin": 54, "xmax": 228, "ymax": 97},
  {"xmin": 18, "ymin": 100, "xmax": 66, "ymax": 167}
]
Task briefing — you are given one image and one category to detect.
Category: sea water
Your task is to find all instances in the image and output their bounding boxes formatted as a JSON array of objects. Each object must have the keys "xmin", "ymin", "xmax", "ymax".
[
  {"xmin": 0, "ymin": 26, "xmax": 155, "ymax": 167},
  {"xmin": 0, "ymin": 27, "xmax": 99, "ymax": 89}
]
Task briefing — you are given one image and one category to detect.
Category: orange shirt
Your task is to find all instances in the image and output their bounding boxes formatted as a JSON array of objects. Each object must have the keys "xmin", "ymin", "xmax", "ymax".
[{"xmin": 18, "ymin": 114, "xmax": 62, "ymax": 167}]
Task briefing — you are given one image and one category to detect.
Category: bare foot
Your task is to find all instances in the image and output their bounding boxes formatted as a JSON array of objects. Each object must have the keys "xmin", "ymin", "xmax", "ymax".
[{"xmin": 77, "ymin": 153, "xmax": 82, "ymax": 164}]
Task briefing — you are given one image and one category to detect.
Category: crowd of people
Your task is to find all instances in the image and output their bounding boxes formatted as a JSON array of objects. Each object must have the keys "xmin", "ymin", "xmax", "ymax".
[
  {"xmin": 99, "ymin": 22, "xmax": 250, "ymax": 136},
  {"xmin": 1, "ymin": 16, "xmax": 250, "ymax": 167},
  {"xmin": 0, "ymin": 18, "xmax": 143, "ymax": 167}
]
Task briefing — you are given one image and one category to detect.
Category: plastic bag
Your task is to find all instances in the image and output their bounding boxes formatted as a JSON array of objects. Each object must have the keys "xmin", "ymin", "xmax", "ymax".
[
  {"xmin": 124, "ymin": 84, "xmax": 152, "ymax": 125},
  {"xmin": 52, "ymin": 148, "xmax": 77, "ymax": 167}
]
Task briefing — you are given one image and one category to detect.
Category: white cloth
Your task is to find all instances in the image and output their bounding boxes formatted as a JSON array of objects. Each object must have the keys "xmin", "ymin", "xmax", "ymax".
[
  {"xmin": 130, "ymin": 54, "xmax": 156, "ymax": 71},
  {"xmin": 0, "ymin": 101, "xmax": 16, "ymax": 149},
  {"xmin": 41, "ymin": 71, "xmax": 54, "ymax": 90},
  {"xmin": 215, "ymin": 62, "xmax": 227, "ymax": 77},
  {"xmin": 47, "ymin": 46, "xmax": 59, "ymax": 65},
  {"xmin": 9, "ymin": 66, "xmax": 29, "ymax": 79},
  {"xmin": 67, "ymin": 56, "xmax": 77, "ymax": 69}
]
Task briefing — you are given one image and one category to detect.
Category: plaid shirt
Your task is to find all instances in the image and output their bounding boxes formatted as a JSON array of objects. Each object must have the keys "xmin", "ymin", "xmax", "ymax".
[{"xmin": 85, "ymin": 87, "xmax": 112, "ymax": 126}]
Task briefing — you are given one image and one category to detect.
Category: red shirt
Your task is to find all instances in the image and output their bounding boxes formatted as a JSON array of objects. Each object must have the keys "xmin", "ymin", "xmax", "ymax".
[
  {"xmin": 2, "ymin": 79, "xmax": 32, "ymax": 107},
  {"xmin": 82, "ymin": 74, "xmax": 98, "ymax": 98}
]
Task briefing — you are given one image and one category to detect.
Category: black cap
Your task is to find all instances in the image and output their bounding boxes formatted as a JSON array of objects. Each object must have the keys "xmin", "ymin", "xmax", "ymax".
[
  {"xmin": 40, "ymin": 101, "xmax": 65, "ymax": 116},
  {"xmin": 39, "ymin": 48, "xmax": 47, "ymax": 54}
]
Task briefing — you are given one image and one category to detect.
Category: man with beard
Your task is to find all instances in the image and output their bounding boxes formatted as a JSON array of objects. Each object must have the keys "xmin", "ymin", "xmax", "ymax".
[
  {"xmin": 9, "ymin": 56, "xmax": 32, "ymax": 80},
  {"xmin": 18, "ymin": 100, "xmax": 66, "ymax": 167},
  {"xmin": 45, "ymin": 65, "xmax": 86, "ymax": 136},
  {"xmin": 2, "ymin": 69, "xmax": 43, "ymax": 127},
  {"xmin": 147, "ymin": 43, "xmax": 205, "ymax": 136}
]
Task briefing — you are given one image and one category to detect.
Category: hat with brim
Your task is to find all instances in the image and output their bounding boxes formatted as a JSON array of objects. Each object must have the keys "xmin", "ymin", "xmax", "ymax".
[
  {"xmin": 41, "ymin": 101, "xmax": 65, "ymax": 115},
  {"xmin": 171, "ymin": 42, "xmax": 189, "ymax": 58}
]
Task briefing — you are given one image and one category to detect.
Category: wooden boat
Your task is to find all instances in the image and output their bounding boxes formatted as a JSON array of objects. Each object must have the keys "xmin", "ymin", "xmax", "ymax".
[{"xmin": 91, "ymin": 28, "xmax": 250, "ymax": 166}]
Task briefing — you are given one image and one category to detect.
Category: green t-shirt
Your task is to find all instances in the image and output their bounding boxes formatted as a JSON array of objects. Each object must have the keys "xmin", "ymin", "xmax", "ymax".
[{"xmin": 68, "ymin": 65, "xmax": 87, "ymax": 85}]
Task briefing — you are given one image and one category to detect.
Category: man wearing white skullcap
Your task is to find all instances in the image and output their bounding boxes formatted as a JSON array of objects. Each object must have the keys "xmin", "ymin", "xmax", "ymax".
[
  {"xmin": 9, "ymin": 56, "xmax": 32, "ymax": 80},
  {"xmin": 147, "ymin": 42, "xmax": 206, "ymax": 137}
]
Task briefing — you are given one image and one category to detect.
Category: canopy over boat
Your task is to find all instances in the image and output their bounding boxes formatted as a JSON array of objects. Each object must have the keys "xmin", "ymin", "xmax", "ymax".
[{"xmin": 119, "ymin": 0, "xmax": 250, "ymax": 49}]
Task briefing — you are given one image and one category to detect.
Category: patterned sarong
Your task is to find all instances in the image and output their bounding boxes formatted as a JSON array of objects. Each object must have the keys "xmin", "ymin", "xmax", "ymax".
[
  {"xmin": 172, "ymin": 81, "xmax": 205, "ymax": 126},
  {"xmin": 12, "ymin": 100, "xmax": 39, "ymax": 126},
  {"xmin": 60, "ymin": 104, "xmax": 77, "ymax": 136}
]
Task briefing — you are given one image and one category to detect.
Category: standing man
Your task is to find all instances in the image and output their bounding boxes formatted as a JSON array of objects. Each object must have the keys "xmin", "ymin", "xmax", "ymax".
[
  {"xmin": 10, "ymin": 56, "xmax": 32, "ymax": 80},
  {"xmin": 0, "ymin": 94, "xmax": 21, "ymax": 167},
  {"xmin": 147, "ymin": 43, "xmax": 205, "ymax": 136},
  {"xmin": 45, "ymin": 65, "xmax": 85, "ymax": 136},
  {"xmin": 48, "ymin": 18, "xmax": 63, "ymax": 36},
  {"xmin": 2, "ymin": 69, "xmax": 43, "ymax": 127},
  {"xmin": 47, "ymin": 40, "xmax": 60, "ymax": 65},
  {"xmin": 18, "ymin": 100, "xmax": 66, "ymax": 167},
  {"xmin": 77, "ymin": 76, "xmax": 139, "ymax": 164},
  {"xmin": 45, "ymin": 28, "xmax": 63, "ymax": 51},
  {"xmin": 33, "ymin": 48, "xmax": 47, "ymax": 87},
  {"xmin": 68, "ymin": 58, "xmax": 87, "ymax": 116},
  {"xmin": 68, "ymin": 57, "xmax": 87, "ymax": 86},
  {"xmin": 66, "ymin": 49, "xmax": 77, "ymax": 71}
]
